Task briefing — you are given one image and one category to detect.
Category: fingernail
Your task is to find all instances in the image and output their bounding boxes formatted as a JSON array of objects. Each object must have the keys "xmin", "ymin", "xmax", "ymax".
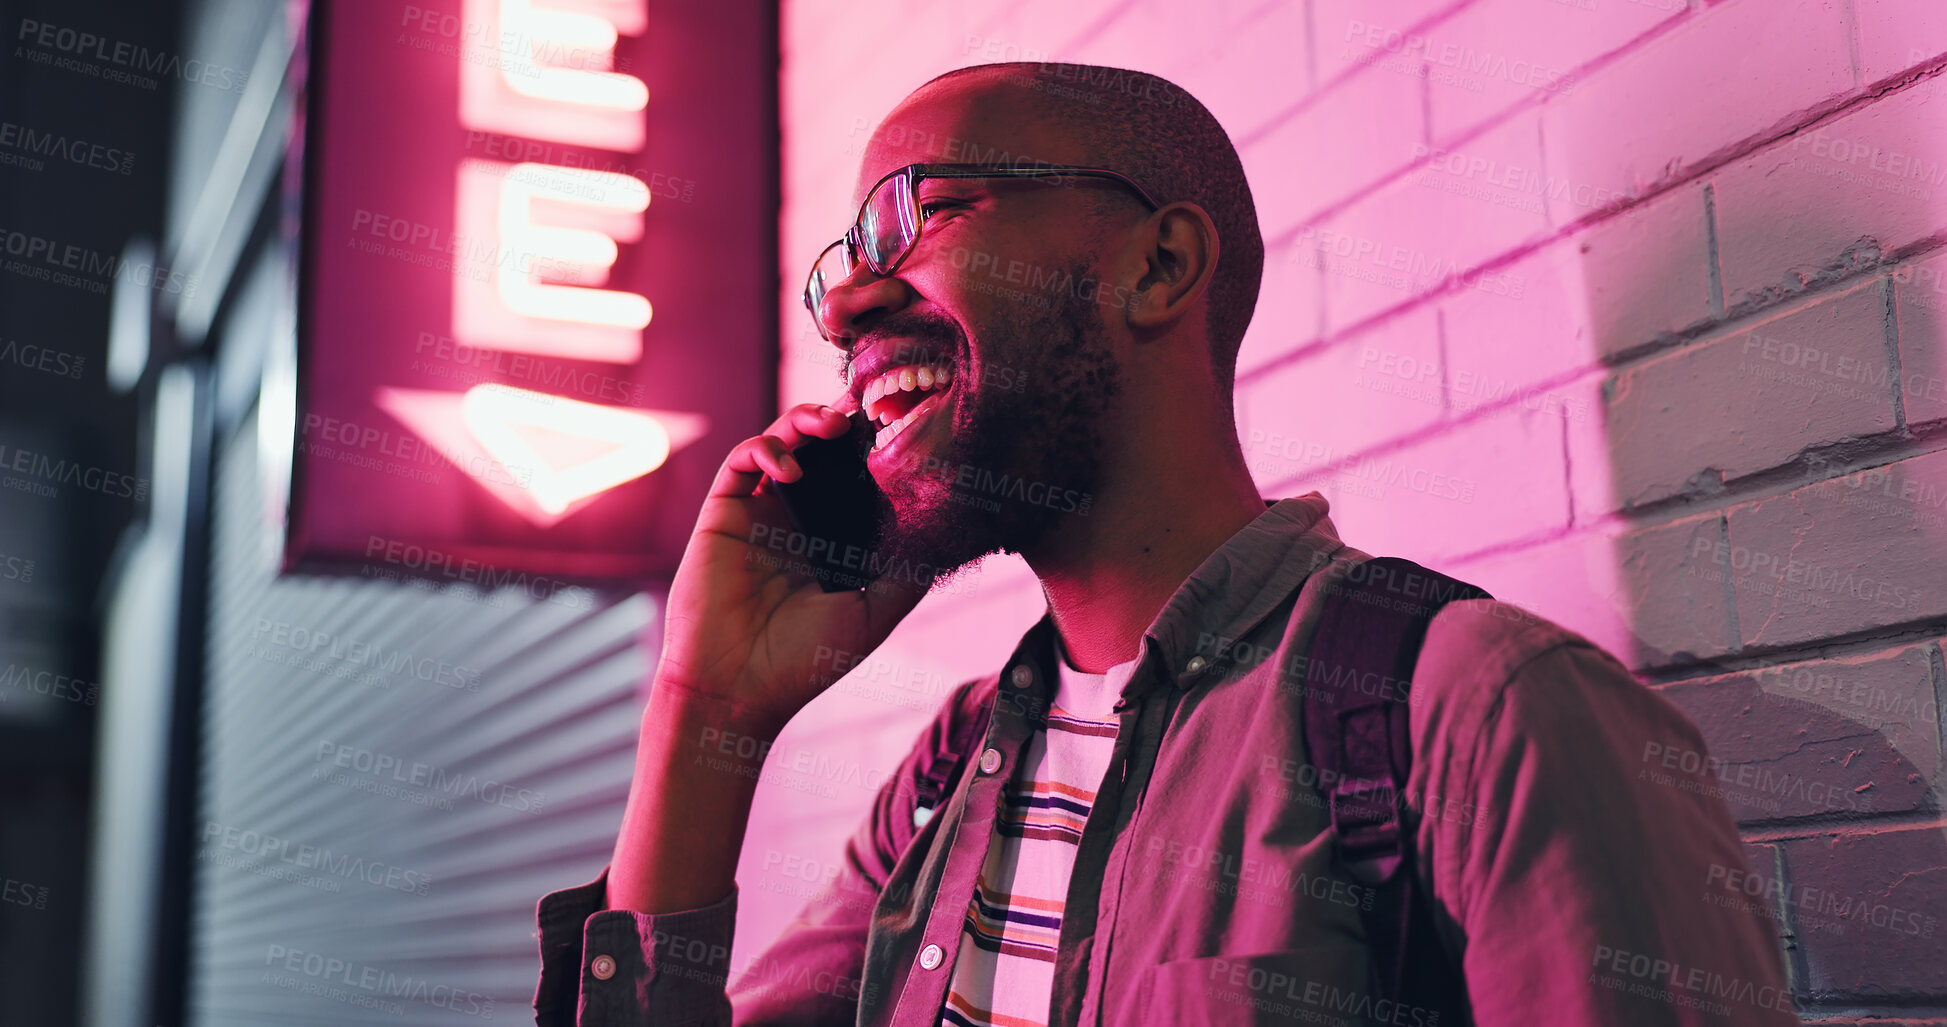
[
  {"xmin": 782, "ymin": 453, "xmax": 801, "ymax": 475},
  {"xmin": 817, "ymin": 405, "xmax": 837, "ymax": 416}
]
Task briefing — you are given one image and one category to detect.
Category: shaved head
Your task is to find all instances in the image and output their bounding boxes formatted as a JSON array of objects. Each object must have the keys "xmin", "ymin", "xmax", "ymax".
[{"xmin": 902, "ymin": 63, "xmax": 1264, "ymax": 406}]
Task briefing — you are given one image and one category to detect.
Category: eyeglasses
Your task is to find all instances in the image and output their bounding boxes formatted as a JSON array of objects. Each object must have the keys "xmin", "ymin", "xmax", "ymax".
[{"xmin": 802, "ymin": 162, "xmax": 1163, "ymax": 340}]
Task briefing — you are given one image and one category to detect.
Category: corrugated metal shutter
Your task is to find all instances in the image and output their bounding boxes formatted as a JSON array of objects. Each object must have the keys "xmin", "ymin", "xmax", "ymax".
[{"xmin": 188, "ymin": 405, "xmax": 654, "ymax": 1025}]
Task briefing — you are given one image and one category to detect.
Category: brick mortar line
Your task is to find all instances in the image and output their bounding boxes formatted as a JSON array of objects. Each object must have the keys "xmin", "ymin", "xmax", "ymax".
[
  {"xmin": 1754, "ymin": 840, "xmax": 1808, "ymax": 996},
  {"xmin": 1842, "ymin": 0, "xmax": 1863, "ymax": 91},
  {"xmin": 1434, "ymin": 307, "xmax": 1453, "ymax": 418},
  {"xmin": 1883, "ymin": 276, "xmax": 1909, "ymax": 432},
  {"xmin": 1736, "ymin": 810, "xmax": 1947, "ymax": 844},
  {"xmin": 1599, "ymin": 410, "xmax": 1947, "ymax": 526},
  {"xmin": 1249, "ymin": 0, "xmax": 1704, "ymax": 230},
  {"xmin": 1233, "ymin": 0, "xmax": 1477, "ymax": 152},
  {"xmin": 1300, "ymin": 0, "xmax": 1318, "ymax": 94},
  {"xmin": 1641, "ymin": 626, "xmax": 1947, "ymax": 686},
  {"xmin": 1716, "ymin": 512, "xmax": 1741, "ymax": 652},
  {"xmin": 1243, "ymin": 347, "xmax": 1608, "ymax": 485},
  {"xmin": 1712, "ymin": 235, "xmax": 1947, "ymax": 336},
  {"xmin": 1240, "ymin": 57, "xmax": 1947, "ymax": 388},
  {"xmin": 1560, "ymin": 407, "xmax": 1576, "ymax": 528},
  {"xmin": 1239, "ymin": 201, "xmax": 1947, "ymax": 407},
  {"xmin": 1703, "ymin": 181, "xmax": 1726, "ymax": 321},
  {"xmin": 1419, "ymin": 56, "xmax": 1434, "ymax": 151},
  {"xmin": 1252, "ymin": 459, "xmax": 1575, "ymax": 562},
  {"xmin": 1932, "ymin": 646, "xmax": 1947, "ymax": 787},
  {"xmin": 1792, "ymin": 1003, "xmax": 1947, "ymax": 1021},
  {"xmin": 1048, "ymin": 0, "xmax": 1144, "ymax": 65}
]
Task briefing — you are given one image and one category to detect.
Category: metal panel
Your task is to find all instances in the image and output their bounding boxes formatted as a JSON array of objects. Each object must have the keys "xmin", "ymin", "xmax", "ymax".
[{"xmin": 187, "ymin": 402, "xmax": 654, "ymax": 1025}]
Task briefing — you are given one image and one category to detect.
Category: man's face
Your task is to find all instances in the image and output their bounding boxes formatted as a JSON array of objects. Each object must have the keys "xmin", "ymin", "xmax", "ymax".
[{"xmin": 819, "ymin": 78, "xmax": 1135, "ymax": 580}]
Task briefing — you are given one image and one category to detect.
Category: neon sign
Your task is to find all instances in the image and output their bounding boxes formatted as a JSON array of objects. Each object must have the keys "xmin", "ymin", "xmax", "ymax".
[
  {"xmin": 441, "ymin": 0, "xmax": 669, "ymax": 521},
  {"xmin": 290, "ymin": 0, "xmax": 774, "ymax": 577}
]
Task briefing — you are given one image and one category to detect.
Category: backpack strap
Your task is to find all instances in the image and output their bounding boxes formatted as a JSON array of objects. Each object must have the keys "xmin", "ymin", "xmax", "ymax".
[{"xmin": 1305, "ymin": 557, "xmax": 1489, "ymax": 1024}]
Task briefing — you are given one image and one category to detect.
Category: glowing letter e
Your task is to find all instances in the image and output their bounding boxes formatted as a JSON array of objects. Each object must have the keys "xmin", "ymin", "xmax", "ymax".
[
  {"xmin": 453, "ymin": 161, "xmax": 650, "ymax": 362},
  {"xmin": 459, "ymin": 0, "xmax": 649, "ymax": 151}
]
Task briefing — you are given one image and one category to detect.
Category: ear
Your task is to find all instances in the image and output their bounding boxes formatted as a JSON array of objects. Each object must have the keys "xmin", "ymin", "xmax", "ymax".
[{"xmin": 1124, "ymin": 201, "xmax": 1219, "ymax": 334}]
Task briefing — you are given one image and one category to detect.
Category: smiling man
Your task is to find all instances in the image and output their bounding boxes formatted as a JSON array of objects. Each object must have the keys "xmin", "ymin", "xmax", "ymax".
[{"xmin": 533, "ymin": 63, "xmax": 1795, "ymax": 1027}]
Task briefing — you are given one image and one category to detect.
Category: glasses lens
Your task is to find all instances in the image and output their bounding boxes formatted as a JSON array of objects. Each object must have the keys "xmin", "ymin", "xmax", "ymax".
[
  {"xmin": 804, "ymin": 241, "xmax": 855, "ymax": 329},
  {"xmin": 857, "ymin": 171, "xmax": 917, "ymax": 272}
]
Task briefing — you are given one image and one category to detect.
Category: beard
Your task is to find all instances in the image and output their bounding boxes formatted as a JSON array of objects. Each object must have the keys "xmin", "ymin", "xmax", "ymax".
[{"xmin": 870, "ymin": 266, "xmax": 1122, "ymax": 586}]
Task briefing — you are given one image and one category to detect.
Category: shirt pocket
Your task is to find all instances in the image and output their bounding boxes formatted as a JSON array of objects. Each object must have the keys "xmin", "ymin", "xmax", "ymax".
[{"xmin": 1128, "ymin": 945, "xmax": 1384, "ymax": 1027}]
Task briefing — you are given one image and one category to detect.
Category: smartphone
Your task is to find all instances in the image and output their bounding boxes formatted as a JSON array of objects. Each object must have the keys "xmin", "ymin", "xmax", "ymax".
[{"xmin": 766, "ymin": 410, "xmax": 888, "ymax": 592}]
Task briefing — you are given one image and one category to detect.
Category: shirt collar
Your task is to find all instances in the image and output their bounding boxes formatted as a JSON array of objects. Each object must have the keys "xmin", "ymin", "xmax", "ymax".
[
  {"xmin": 1005, "ymin": 493, "xmax": 1346, "ymax": 707},
  {"xmin": 1140, "ymin": 493, "xmax": 1342, "ymax": 687}
]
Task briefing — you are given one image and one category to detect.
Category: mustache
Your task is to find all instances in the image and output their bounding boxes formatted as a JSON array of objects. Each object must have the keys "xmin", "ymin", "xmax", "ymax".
[{"xmin": 842, "ymin": 312, "xmax": 964, "ymax": 383}]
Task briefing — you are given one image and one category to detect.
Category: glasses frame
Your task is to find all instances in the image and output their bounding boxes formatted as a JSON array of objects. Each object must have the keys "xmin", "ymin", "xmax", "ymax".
[{"xmin": 802, "ymin": 162, "xmax": 1165, "ymax": 339}]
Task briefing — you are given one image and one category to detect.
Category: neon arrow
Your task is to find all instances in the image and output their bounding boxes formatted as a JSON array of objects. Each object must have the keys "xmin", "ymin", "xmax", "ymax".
[{"xmin": 375, "ymin": 385, "xmax": 708, "ymax": 527}]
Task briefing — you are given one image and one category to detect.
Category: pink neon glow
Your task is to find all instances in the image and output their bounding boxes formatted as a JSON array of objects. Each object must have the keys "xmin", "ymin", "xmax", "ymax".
[
  {"xmin": 431, "ymin": 0, "xmax": 656, "ymax": 519},
  {"xmin": 452, "ymin": 159, "xmax": 649, "ymax": 362},
  {"xmin": 458, "ymin": 0, "xmax": 647, "ymax": 151},
  {"xmin": 463, "ymin": 384, "xmax": 667, "ymax": 514},
  {"xmin": 568, "ymin": 0, "xmax": 646, "ymax": 35},
  {"xmin": 498, "ymin": 0, "xmax": 650, "ymax": 111},
  {"xmin": 377, "ymin": 387, "xmax": 710, "ymax": 527},
  {"xmin": 496, "ymin": 163, "xmax": 650, "ymax": 326}
]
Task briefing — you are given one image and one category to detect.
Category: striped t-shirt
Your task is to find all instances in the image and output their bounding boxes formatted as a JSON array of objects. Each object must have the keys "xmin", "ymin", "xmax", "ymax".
[{"xmin": 939, "ymin": 647, "xmax": 1135, "ymax": 1027}]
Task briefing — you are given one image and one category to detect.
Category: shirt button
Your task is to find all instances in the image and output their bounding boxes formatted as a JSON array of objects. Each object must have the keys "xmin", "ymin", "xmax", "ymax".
[
  {"xmin": 978, "ymin": 748, "xmax": 1003, "ymax": 775},
  {"xmin": 1185, "ymin": 655, "xmax": 1207, "ymax": 674},
  {"xmin": 590, "ymin": 954, "xmax": 616, "ymax": 980},
  {"xmin": 1010, "ymin": 664, "xmax": 1033, "ymax": 688},
  {"xmin": 919, "ymin": 943, "xmax": 945, "ymax": 970}
]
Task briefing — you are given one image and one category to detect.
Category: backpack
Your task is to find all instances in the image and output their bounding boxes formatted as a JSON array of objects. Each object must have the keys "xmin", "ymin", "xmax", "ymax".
[
  {"xmin": 914, "ymin": 556, "xmax": 1489, "ymax": 1021},
  {"xmin": 1305, "ymin": 556, "xmax": 1490, "ymax": 1025}
]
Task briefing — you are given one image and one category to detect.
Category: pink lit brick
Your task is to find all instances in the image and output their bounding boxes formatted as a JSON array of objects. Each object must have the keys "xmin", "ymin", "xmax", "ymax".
[
  {"xmin": 1781, "ymin": 828, "xmax": 1947, "ymax": 994},
  {"xmin": 1177, "ymin": 1, "xmax": 1317, "ymax": 137},
  {"xmin": 1541, "ymin": 0, "xmax": 1853, "ymax": 223},
  {"xmin": 1244, "ymin": 65, "xmax": 1425, "ymax": 241},
  {"xmin": 1894, "ymin": 249, "xmax": 1947, "ymax": 427},
  {"xmin": 1724, "ymin": 446, "xmax": 1947, "ymax": 648},
  {"xmin": 1855, "ymin": 0, "xmax": 1947, "ymax": 85},
  {"xmin": 1294, "ymin": 401, "xmax": 1568, "ymax": 563},
  {"xmin": 1003, "ymin": 3, "xmax": 1143, "ymax": 54},
  {"xmin": 1239, "ymin": 305, "xmax": 1444, "ymax": 475},
  {"xmin": 1236, "ymin": 237, "xmax": 1325, "ymax": 377},
  {"xmin": 1440, "ymin": 237, "xmax": 1599, "ymax": 396},
  {"xmin": 1317, "ymin": 109, "xmax": 1550, "ymax": 332},
  {"xmin": 1574, "ymin": 184, "xmax": 1716, "ymax": 356},
  {"xmin": 1660, "ymin": 643, "xmax": 1940, "ymax": 822},
  {"xmin": 1452, "ymin": 512, "xmax": 1739, "ymax": 671},
  {"xmin": 1312, "ymin": 0, "xmax": 1469, "ymax": 88},
  {"xmin": 1422, "ymin": 0, "xmax": 1680, "ymax": 143},
  {"xmin": 1603, "ymin": 281, "xmax": 1896, "ymax": 509},
  {"xmin": 1713, "ymin": 73, "xmax": 1947, "ymax": 311},
  {"xmin": 1561, "ymin": 375, "xmax": 1617, "ymax": 525}
]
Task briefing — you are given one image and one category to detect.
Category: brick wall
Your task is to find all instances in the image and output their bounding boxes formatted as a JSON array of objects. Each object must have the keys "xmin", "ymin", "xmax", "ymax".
[{"xmin": 756, "ymin": 1, "xmax": 1947, "ymax": 1018}]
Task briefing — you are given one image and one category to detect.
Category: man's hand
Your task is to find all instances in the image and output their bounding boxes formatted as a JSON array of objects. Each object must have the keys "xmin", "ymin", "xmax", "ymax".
[
  {"xmin": 653, "ymin": 397, "xmax": 930, "ymax": 738},
  {"xmin": 606, "ymin": 398, "xmax": 929, "ymax": 917}
]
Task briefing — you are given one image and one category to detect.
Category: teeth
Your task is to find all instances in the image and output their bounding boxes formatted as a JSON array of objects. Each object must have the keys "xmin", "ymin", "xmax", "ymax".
[
  {"xmin": 861, "ymin": 363, "xmax": 954, "ymax": 426},
  {"xmin": 872, "ymin": 391, "xmax": 942, "ymax": 452}
]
